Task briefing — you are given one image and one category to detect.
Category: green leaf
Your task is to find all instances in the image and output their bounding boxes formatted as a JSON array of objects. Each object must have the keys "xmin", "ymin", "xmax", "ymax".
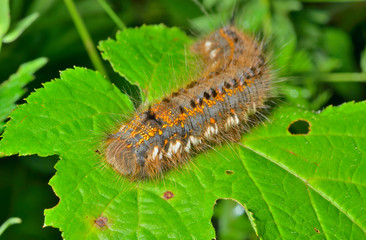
[
  {"xmin": 0, "ymin": 57, "xmax": 47, "ymax": 133},
  {"xmin": 2, "ymin": 12, "xmax": 39, "ymax": 43},
  {"xmin": 243, "ymin": 102, "xmax": 366, "ymax": 239},
  {"xmin": 99, "ymin": 24, "xmax": 198, "ymax": 102},
  {"xmin": 0, "ymin": 67, "xmax": 133, "ymax": 156},
  {"xmin": 1, "ymin": 25, "xmax": 365, "ymax": 239}
]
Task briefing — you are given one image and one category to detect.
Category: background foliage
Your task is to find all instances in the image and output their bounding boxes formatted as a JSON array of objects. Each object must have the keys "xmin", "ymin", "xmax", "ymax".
[{"xmin": 0, "ymin": 0, "xmax": 365, "ymax": 239}]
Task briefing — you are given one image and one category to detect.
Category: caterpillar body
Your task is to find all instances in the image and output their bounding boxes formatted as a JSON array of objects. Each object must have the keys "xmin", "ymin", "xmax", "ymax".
[{"xmin": 106, "ymin": 26, "xmax": 272, "ymax": 179}]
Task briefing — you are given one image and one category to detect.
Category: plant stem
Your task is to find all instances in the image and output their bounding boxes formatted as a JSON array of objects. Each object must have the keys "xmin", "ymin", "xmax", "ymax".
[
  {"xmin": 0, "ymin": 217, "xmax": 22, "ymax": 236},
  {"xmin": 261, "ymin": 0, "xmax": 272, "ymax": 36},
  {"xmin": 63, "ymin": 0, "xmax": 109, "ymax": 79},
  {"xmin": 97, "ymin": 0, "xmax": 126, "ymax": 30},
  {"xmin": 318, "ymin": 73, "xmax": 366, "ymax": 82}
]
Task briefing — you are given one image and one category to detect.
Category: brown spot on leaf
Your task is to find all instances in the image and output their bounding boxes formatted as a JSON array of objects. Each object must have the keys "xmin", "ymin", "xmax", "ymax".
[
  {"xmin": 314, "ymin": 227, "xmax": 320, "ymax": 233},
  {"xmin": 95, "ymin": 216, "xmax": 108, "ymax": 228},
  {"xmin": 225, "ymin": 170, "xmax": 234, "ymax": 175},
  {"xmin": 163, "ymin": 191, "xmax": 174, "ymax": 200}
]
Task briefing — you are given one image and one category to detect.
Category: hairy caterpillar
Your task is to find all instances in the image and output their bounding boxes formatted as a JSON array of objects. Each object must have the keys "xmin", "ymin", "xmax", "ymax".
[{"xmin": 105, "ymin": 25, "xmax": 272, "ymax": 179}]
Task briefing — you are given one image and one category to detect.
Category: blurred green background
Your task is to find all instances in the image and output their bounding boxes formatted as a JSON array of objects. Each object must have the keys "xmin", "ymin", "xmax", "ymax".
[{"xmin": 0, "ymin": 0, "xmax": 365, "ymax": 239}]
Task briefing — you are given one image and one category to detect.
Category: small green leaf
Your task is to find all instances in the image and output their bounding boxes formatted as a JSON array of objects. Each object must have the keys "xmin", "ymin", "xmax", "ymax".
[
  {"xmin": 0, "ymin": 57, "xmax": 47, "ymax": 133},
  {"xmin": 99, "ymin": 24, "xmax": 198, "ymax": 102},
  {"xmin": 2, "ymin": 12, "xmax": 39, "ymax": 43}
]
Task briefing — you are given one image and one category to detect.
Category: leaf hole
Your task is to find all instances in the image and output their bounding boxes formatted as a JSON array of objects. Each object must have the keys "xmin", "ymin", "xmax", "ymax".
[
  {"xmin": 211, "ymin": 199, "xmax": 256, "ymax": 239},
  {"xmin": 225, "ymin": 170, "xmax": 234, "ymax": 175},
  {"xmin": 163, "ymin": 191, "xmax": 174, "ymax": 200},
  {"xmin": 288, "ymin": 119, "xmax": 311, "ymax": 135}
]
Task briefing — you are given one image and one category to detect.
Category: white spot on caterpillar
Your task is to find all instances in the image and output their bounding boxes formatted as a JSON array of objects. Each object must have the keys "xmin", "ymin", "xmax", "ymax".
[
  {"xmin": 205, "ymin": 41, "xmax": 212, "ymax": 51},
  {"xmin": 204, "ymin": 126, "xmax": 216, "ymax": 138},
  {"xmin": 166, "ymin": 151, "xmax": 172, "ymax": 159},
  {"xmin": 204, "ymin": 124, "xmax": 219, "ymax": 138},
  {"xmin": 210, "ymin": 49, "xmax": 218, "ymax": 59},
  {"xmin": 184, "ymin": 140, "xmax": 191, "ymax": 152},
  {"xmin": 173, "ymin": 141, "xmax": 182, "ymax": 153},
  {"xmin": 151, "ymin": 146, "xmax": 159, "ymax": 159},
  {"xmin": 214, "ymin": 124, "xmax": 219, "ymax": 134},
  {"xmin": 118, "ymin": 125, "xmax": 126, "ymax": 132},
  {"xmin": 158, "ymin": 152, "xmax": 163, "ymax": 160},
  {"xmin": 233, "ymin": 114, "xmax": 240, "ymax": 125},
  {"xmin": 225, "ymin": 117, "xmax": 235, "ymax": 129},
  {"xmin": 167, "ymin": 141, "xmax": 182, "ymax": 157},
  {"xmin": 166, "ymin": 143, "xmax": 174, "ymax": 158},
  {"xmin": 189, "ymin": 136, "xmax": 201, "ymax": 145}
]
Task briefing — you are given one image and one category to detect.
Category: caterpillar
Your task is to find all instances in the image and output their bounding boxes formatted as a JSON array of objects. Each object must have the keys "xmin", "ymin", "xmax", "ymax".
[{"xmin": 105, "ymin": 25, "xmax": 272, "ymax": 179}]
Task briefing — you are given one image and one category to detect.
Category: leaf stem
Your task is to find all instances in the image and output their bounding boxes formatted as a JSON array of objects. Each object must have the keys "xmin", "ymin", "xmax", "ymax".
[
  {"xmin": 97, "ymin": 0, "xmax": 126, "ymax": 30},
  {"xmin": 318, "ymin": 73, "xmax": 366, "ymax": 82},
  {"xmin": 292, "ymin": 72, "xmax": 366, "ymax": 83},
  {"xmin": 63, "ymin": 0, "xmax": 109, "ymax": 79},
  {"xmin": 261, "ymin": 0, "xmax": 272, "ymax": 36},
  {"xmin": 0, "ymin": 217, "xmax": 22, "ymax": 236}
]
